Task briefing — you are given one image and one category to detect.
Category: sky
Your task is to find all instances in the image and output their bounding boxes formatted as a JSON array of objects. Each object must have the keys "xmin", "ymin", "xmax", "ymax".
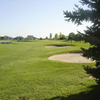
[{"xmin": 0, "ymin": 0, "xmax": 91, "ymax": 38}]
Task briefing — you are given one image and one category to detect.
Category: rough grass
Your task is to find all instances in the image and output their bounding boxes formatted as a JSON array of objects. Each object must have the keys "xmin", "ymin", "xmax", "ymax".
[{"xmin": 0, "ymin": 40, "xmax": 97, "ymax": 100}]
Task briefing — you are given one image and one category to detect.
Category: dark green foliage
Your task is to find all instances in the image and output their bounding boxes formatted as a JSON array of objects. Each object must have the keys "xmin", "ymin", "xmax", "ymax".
[
  {"xmin": 64, "ymin": 0, "xmax": 100, "ymax": 85},
  {"xmin": 68, "ymin": 32, "xmax": 75, "ymax": 42},
  {"xmin": 83, "ymin": 66, "xmax": 100, "ymax": 84},
  {"xmin": 68, "ymin": 32, "xmax": 84, "ymax": 42},
  {"xmin": 46, "ymin": 36, "xmax": 48, "ymax": 39},
  {"xmin": 54, "ymin": 33, "xmax": 66, "ymax": 40},
  {"xmin": 59, "ymin": 33, "xmax": 66, "ymax": 40},
  {"xmin": 74, "ymin": 32, "xmax": 84, "ymax": 42},
  {"xmin": 59, "ymin": 34, "xmax": 66, "ymax": 40}
]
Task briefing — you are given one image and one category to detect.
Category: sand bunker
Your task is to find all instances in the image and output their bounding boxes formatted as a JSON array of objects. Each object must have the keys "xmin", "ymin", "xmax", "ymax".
[
  {"xmin": 48, "ymin": 53, "xmax": 94, "ymax": 63},
  {"xmin": 46, "ymin": 46, "xmax": 72, "ymax": 48}
]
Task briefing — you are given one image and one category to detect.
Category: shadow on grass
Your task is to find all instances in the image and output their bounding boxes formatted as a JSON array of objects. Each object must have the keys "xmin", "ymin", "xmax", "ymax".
[{"xmin": 45, "ymin": 85, "xmax": 100, "ymax": 100}]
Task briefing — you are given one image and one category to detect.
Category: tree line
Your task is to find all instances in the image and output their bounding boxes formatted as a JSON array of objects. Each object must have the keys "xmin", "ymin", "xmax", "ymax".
[
  {"xmin": 48, "ymin": 32, "xmax": 84, "ymax": 42},
  {"xmin": 0, "ymin": 32, "xmax": 84, "ymax": 42}
]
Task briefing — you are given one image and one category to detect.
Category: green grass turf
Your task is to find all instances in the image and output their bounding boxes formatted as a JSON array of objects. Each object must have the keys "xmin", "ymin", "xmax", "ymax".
[{"xmin": 0, "ymin": 40, "xmax": 97, "ymax": 100}]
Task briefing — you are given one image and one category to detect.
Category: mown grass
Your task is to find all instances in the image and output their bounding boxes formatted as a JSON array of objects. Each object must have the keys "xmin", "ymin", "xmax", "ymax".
[{"xmin": 0, "ymin": 40, "xmax": 97, "ymax": 100}]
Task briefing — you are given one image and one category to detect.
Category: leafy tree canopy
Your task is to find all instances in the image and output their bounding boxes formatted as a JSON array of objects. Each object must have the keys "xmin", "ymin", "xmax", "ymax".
[
  {"xmin": 64, "ymin": 0, "xmax": 100, "ymax": 85},
  {"xmin": 68, "ymin": 32, "xmax": 75, "ymax": 40},
  {"xmin": 54, "ymin": 33, "xmax": 59, "ymax": 39}
]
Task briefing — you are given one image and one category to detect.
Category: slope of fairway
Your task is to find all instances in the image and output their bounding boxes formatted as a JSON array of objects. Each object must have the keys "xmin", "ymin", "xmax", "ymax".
[{"xmin": 0, "ymin": 40, "xmax": 96, "ymax": 100}]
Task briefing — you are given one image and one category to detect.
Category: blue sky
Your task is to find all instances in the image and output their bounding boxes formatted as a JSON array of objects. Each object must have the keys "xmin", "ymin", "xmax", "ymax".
[{"xmin": 0, "ymin": 0, "xmax": 91, "ymax": 38}]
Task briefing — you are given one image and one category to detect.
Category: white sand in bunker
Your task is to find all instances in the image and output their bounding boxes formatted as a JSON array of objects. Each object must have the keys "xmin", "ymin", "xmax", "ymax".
[{"xmin": 48, "ymin": 53, "xmax": 94, "ymax": 63}]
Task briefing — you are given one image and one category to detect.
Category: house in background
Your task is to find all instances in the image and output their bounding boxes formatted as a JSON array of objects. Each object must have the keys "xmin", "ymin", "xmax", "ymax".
[{"xmin": 26, "ymin": 35, "xmax": 37, "ymax": 40}]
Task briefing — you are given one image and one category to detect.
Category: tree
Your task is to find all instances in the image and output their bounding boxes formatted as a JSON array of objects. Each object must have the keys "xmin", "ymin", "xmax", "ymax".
[
  {"xmin": 64, "ymin": 0, "xmax": 100, "ymax": 85},
  {"xmin": 68, "ymin": 32, "xmax": 75, "ymax": 42},
  {"xmin": 59, "ymin": 32, "xmax": 66, "ymax": 40},
  {"xmin": 49, "ymin": 33, "xmax": 52, "ymax": 39},
  {"xmin": 60, "ymin": 34, "xmax": 66, "ymax": 40},
  {"xmin": 54, "ymin": 33, "xmax": 59, "ymax": 40},
  {"xmin": 74, "ymin": 32, "xmax": 84, "ymax": 42},
  {"xmin": 39, "ymin": 37, "xmax": 43, "ymax": 40},
  {"xmin": 46, "ymin": 36, "xmax": 48, "ymax": 40},
  {"xmin": 59, "ymin": 32, "xmax": 62, "ymax": 39}
]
